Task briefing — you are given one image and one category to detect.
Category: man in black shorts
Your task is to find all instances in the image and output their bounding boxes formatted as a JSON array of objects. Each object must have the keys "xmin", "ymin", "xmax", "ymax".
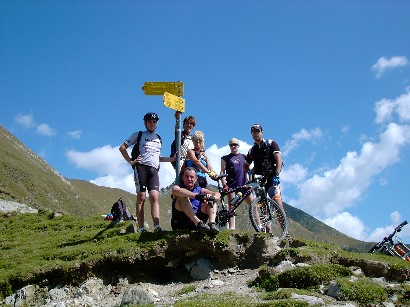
[
  {"xmin": 119, "ymin": 112, "xmax": 174, "ymax": 232},
  {"xmin": 171, "ymin": 167, "xmax": 221, "ymax": 234}
]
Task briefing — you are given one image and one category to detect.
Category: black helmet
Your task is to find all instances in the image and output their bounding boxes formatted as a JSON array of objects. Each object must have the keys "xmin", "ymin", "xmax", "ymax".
[{"xmin": 143, "ymin": 112, "xmax": 159, "ymax": 121}]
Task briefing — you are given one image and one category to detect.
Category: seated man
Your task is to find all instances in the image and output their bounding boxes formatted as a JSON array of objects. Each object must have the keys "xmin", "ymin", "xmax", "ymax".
[{"xmin": 171, "ymin": 167, "xmax": 220, "ymax": 234}]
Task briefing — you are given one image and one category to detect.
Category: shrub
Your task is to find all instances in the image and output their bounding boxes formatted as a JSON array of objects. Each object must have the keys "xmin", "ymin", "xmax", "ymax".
[
  {"xmin": 256, "ymin": 264, "xmax": 351, "ymax": 291},
  {"xmin": 336, "ymin": 277, "xmax": 388, "ymax": 304}
]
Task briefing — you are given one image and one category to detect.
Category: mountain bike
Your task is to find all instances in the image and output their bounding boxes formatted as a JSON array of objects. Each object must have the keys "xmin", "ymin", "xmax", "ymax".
[
  {"xmin": 369, "ymin": 221, "xmax": 410, "ymax": 262},
  {"xmin": 212, "ymin": 173, "xmax": 288, "ymax": 240}
]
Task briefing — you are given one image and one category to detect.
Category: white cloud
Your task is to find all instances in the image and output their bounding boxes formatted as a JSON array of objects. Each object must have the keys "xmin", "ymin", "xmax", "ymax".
[
  {"xmin": 14, "ymin": 113, "xmax": 57, "ymax": 137},
  {"xmin": 374, "ymin": 90, "xmax": 410, "ymax": 124},
  {"xmin": 67, "ymin": 145, "xmax": 128, "ymax": 177},
  {"xmin": 66, "ymin": 145, "xmax": 180, "ymax": 194},
  {"xmin": 67, "ymin": 130, "xmax": 82, "ymax": 139},
  {"xmin": 14, "ymin": 113, "xmax": 36, "ymax": 128},
  {"xmin": 36, "ymin": 123, "xmax": 56, "ymax": 136},
  {"xmin": 324, "ymin": 212, "xmax": 367, "ymax": 240},
  {"xmin": 282, "ymin": 128, "xmax": 323, "ymax": 156},
  {"xmin": 281, "ymin": 163, "xmax": 307, "ymax": 185},
  {"xmin": 290, "ymin": 122, "xmax": 410, "ymax": 217},
  {"xmin": 372, "ymin": 56, "xmax": 408, "ymax": 78}
]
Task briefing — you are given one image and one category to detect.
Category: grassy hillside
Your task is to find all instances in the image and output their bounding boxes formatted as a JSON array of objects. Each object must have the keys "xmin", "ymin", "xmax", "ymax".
[{"xmin": 0, "ymin": 124, "xmax": 373, "ymax": 252}]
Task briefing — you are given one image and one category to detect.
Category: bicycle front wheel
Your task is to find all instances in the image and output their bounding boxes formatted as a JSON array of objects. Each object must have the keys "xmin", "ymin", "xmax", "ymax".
[{"xmin": 249, "ymin": 196, "xmax": 288, "ymax": 240}]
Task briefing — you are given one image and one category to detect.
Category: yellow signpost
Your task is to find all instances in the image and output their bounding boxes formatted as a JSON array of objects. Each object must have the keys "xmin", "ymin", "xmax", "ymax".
[
  {"xmin": 163, "ymin": 92, "xmax": 185, "ymax": 112},
  {"xmin": 141, "ymin": 81, "xmax": 183, "ymax": 96}
]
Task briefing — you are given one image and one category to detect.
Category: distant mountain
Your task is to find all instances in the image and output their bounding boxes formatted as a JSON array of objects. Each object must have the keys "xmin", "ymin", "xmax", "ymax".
[{"xmin": 0, "ymin": 125, "xmax": 373, "ymax": 252}]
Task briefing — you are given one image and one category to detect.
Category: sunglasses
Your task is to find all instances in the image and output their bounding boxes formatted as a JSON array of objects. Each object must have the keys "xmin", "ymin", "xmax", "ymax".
[
  {"xmin": 229, "ymin": 144, "xmax": 239, "ymax": 147},
  {"xmin": 251, "ymin": 129, "xmax": 261, "ymax": 133}
]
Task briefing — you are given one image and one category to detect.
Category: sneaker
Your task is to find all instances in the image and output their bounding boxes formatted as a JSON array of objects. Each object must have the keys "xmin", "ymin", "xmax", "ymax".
[
  {"xmin": 196, "ymin": 221, "xmax": 210, "ymax": 234},
  {"xmin": 138, "ymin": 227, "xmax": 147, "ymax": 233},
  {"xmin": 154, "ymin": 225, "xmax": 164, "ymax": 232},
  {"xmin": 209, "ymin": 222, "xmax": 219, "ymax": 234}
]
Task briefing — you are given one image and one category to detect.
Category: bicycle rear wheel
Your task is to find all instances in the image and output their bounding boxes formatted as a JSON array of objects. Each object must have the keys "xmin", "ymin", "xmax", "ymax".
[{"xmin": 249, "ymin": 196, "xmax": 288, "ymax": 240}]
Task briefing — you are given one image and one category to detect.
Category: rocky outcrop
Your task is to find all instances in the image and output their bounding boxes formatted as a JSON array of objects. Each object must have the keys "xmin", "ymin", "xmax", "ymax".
[{"xmin": 3, "ymin": 234, "xmax": 410, "ymax": 306}]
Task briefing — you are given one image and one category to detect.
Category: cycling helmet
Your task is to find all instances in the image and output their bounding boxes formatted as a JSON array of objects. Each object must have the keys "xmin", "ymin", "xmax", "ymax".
[{"xmin": 143, "ymin": 112, "xmax": 159, "ymax": 121}]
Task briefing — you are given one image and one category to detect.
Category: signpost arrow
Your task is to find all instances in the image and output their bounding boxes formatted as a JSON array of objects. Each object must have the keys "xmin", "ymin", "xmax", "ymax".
[
  {"xmin": 142, "ymin": 81, "xmax": 183, "ymax": 96},
  {"xmin": 163, "ymin": 92, "xmax": 185, "ymax": 112}
]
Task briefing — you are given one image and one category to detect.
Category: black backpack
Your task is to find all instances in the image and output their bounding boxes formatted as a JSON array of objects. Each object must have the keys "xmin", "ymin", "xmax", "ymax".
[{"xmin": 110, "ymin": 198, "xmax": 135, "ymax": 221}]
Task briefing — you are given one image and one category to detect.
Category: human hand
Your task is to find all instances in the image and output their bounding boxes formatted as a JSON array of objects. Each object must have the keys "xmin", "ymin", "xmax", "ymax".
[
  {"xmin": 207, "ymin": 171, "xmax": 218, "ymax": 180},
  {"xmin": 272, "ymin": 175, "xmax": 280, "ymax": 186},
  {"xmin": 222, "ymin": 185, "xmax": 229, "ymax": 193}
]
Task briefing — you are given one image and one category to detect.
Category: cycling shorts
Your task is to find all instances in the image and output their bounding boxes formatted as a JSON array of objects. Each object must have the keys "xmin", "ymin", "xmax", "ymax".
[
  {"xmin": 133, "ymin": 164, "xmax": 160, "ymax": 192},
  {"xmin": 171, "ymin": 208, "xmax": 208, "ymax": 231}
]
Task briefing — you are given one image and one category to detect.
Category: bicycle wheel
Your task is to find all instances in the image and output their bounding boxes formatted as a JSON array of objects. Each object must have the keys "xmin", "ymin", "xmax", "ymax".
[{"xmin": 249, "ymin": 196, "xmax": 288, "ymax": 240}]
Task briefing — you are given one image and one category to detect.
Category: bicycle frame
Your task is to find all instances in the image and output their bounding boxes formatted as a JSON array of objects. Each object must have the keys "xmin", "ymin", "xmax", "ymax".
[{"xmin": 214, "ymin": 174, "xmax": 271, "ymax": 228}]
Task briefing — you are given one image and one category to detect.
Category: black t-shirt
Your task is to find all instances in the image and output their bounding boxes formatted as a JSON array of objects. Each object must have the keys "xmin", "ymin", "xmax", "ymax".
[{"xmin": 245, "ymin": 139, "xmax": 280, "ymax": 175}]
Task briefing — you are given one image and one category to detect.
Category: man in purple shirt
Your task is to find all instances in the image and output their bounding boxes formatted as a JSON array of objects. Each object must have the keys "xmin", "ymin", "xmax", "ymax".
[{"xmin": 220, "ymin": 138, "xmax": 254, "ymax": 230}]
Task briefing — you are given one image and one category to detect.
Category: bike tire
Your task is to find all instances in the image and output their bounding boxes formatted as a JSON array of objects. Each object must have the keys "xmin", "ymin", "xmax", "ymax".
[{"xmin": 249, "ymin": 196, "xmax": 288, "ymax": 240}]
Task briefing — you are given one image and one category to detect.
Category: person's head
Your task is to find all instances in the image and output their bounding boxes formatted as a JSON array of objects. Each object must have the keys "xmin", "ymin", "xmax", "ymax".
[
  {"xmin": 144, "ymin": 112, "xmax": 159, "ymax": 132},
  {"xmin": 192, "ymin": 131, "xmax": 205, "ymax": 151},
  {"xmin": 183, "ymin": 116, "xmax": 196, "ymax": 135},
  {"xmin": 250, "ymin": 124, "xmax": 264, "ymax": 143},
  {"xmin": 228, "ymin": 138, "xmax": 240, "ymax": 154},
  {"xmin": 182, "ymin": 166, "xmax": 198, "ymax": 189}
]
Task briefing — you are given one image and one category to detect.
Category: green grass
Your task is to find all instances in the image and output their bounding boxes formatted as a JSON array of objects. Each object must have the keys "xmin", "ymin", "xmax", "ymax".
[{"xmin": 1, "ymin": 210, "xmax": 410, "ymax": 305}]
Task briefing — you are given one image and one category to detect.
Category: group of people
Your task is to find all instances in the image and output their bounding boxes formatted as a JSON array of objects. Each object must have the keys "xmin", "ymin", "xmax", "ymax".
[{"xmin": 119, "ymin": 111, "xmax": 285, "ymax": 234}]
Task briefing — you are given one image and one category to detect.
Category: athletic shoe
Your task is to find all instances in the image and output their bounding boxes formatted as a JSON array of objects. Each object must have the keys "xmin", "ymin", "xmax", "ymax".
[
  {"xmin": 138, "ymin": 227, "xmax": 147, "ymax": 233},
  {"xmin": 196, "ymin": 221, "xmax": 210, "ymax": 234},
  {"xmin": 154, "ymin": 225, "xmax": 164, "ymax": 232},
  {"xmin": 209, "ymin": 222, "xmax": 219, "ymax": 234}
]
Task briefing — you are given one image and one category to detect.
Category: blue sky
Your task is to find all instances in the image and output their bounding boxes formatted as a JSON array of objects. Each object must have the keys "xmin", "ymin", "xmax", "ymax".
[{"xmin": 1, "ymin": 1, "xmax": 410, "ymax": 243}]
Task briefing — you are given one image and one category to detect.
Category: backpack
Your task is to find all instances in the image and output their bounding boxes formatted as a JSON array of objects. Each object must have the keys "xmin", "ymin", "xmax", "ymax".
[
  {"xmin": 110, "ymin": 198, "xmax": 135, "ymax": 221},
  {"xmin": 130, "ymin": 131, "xmax": 162, "ymax": 162}
]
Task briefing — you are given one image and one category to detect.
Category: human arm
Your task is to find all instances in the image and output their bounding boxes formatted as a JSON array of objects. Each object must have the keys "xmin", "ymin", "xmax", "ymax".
[
  {"xmin": 119, "ymin": 143, "xmax": 140, "ymax": 166},
  {"xmin": 273, "ymin": 152, "xmax": 282, "ymax": 175},
  {"xmin": 204, "ymin": 154, "xmax": 219, "ymax": 180},
  {"xmin": 171, "ymin": 185, "xmax": 220, "ymax": 201},
  {"xmin": 172, "ymin": 185, "xmax": 197, "ymax": 199},
  {"xmin": 186, "ymin": 149, "xmax": 212, "ymax": 174},
  {"xmin": 160, "ymin": 155, "xmax": 176, "ymax": 162}
]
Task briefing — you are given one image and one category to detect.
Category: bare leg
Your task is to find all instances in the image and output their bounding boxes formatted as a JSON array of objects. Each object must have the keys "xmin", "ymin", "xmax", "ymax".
[
  {"xmin": 136, "ymin": 192, "xmax": 146, "ymax": 228},
  {"xmin": 202, "ymin": 201, "xmax": 217, "ymax": 224},
  {"xmin": 175, "ymin": 198, "xmax": 201, "ymax": 225},
  {"xmin": 148, "ymin": 190, "xmax": 160, "ymax": 227}
]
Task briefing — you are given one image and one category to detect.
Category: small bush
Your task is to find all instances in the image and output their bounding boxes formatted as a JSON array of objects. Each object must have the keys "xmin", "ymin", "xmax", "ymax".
[
  {"xmin": 256, "ymin": 264, "xmax": 351, "ymax": 291},
  {"xmin": 336, "ymin": 277, "xmax": 388, "ymax": 304}
]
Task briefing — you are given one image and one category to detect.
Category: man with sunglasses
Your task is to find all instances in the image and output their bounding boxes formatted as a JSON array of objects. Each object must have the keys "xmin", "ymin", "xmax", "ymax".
[
  {"xmin": 244, "ymin": 124, "xmax": 285, "ymax": 216},
  {"xmin": 119, "ymin": 112, "xmax": 173, "ymax": 233},
  {"xmin": 220, "ymin": 138, "xmax": 254, "ymax": 230}
]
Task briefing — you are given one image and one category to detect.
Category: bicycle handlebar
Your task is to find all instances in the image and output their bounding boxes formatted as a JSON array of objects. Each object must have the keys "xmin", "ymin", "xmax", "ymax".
[{"xmin": 369, "ymin": 221, "xmax": 408, "ymax": 253}]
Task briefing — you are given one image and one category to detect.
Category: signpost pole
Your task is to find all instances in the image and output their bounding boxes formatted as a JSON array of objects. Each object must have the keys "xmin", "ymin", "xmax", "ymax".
[{"xmin": 174, "ymin": 112, "xmax": 181, "ymax": 184}]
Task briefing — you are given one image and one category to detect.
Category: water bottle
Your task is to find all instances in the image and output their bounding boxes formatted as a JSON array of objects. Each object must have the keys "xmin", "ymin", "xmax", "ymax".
[{"xmin": 230, "ymin": 192, "xmax": 242, "ymax": 206}]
